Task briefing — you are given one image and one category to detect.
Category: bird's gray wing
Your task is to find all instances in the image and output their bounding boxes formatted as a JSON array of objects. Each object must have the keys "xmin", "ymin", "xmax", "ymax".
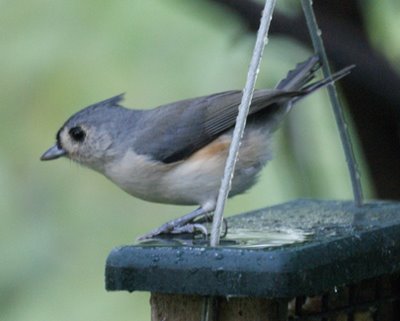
[{"xmin": 132, "ymin": 89, "xmax": 294, "ymax": 164}]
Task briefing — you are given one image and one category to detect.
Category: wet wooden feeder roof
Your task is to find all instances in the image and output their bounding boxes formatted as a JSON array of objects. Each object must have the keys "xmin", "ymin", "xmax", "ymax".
[{"xmin": 105, "ymin": 199, "xmax": 400, "ymax": 298}]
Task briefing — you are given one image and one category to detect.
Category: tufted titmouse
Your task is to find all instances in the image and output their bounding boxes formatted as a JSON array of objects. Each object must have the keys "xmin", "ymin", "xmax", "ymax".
[{"xmin": 41, "ymin": 56, "xmax": 352, "ymax": 239}]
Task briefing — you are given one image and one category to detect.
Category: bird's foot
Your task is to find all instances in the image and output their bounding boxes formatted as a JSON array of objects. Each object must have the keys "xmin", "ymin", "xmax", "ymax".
[
  {"xmin": 137, "ymin": 207, "xmax": 211, "ymax": 241},
  {"xmin": 137, "ymin": 212, "xmax": 229, "ymax": 241},
  {"xmin": 137, "ymin": 221, "xmax": 209, "ymax": 241}
]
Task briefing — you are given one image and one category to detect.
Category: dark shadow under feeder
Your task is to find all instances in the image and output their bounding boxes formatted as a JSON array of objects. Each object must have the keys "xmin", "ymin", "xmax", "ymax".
[{"xmin": 106, "ymin": 199, "xmax": 400, "ymax": 320}]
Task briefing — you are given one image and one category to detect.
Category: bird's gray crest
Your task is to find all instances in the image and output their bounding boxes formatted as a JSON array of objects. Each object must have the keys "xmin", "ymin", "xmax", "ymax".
[
  {"xmin": 61, "ymin": 93, "xmax": 126, "ymax": 129},
  {"xmin": 86, "ymin": 93, "xmax": 125, "ymax": 110}
]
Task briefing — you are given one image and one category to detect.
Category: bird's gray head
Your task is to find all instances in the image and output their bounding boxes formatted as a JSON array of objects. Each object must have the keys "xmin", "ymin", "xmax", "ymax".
[{"xmin": 41, "ymin": 94, "xmax": 134, "ymax": 171}]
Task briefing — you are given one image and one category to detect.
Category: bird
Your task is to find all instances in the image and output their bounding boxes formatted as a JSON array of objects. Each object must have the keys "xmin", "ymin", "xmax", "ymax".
[{"xmin": 41, "ymin": 56, "xmax": 352, "ymax": 239}]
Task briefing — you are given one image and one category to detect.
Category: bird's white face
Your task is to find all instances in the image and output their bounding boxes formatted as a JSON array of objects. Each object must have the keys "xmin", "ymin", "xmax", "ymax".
[
  {"xmin": 42, "ymin": 122, "xmax": 115, "ymax": 173},
  {"xmin": 41, "ymin": 95, "xmax": 128, "ymax": 173},
  {"xmin": 57, "ymin": 125, "xmax": 89, "ymax": 162},
  {"xmin": 62, "ymin": 123, "xmax": 115, "ymax": 170}
]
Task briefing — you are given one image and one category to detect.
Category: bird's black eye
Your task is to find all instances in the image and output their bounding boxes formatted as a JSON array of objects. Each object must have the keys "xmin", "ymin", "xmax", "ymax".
[{"xmin": 69, "ymin": 126, "xmax": 86, "ymax": 142}]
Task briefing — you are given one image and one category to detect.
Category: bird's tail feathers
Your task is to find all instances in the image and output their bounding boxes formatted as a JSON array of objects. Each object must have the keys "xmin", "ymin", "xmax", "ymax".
[
  {"xmin": 259, "ymin": 57, "xmax": 354, "ymax": 133},
  {"xmin": 275, "ymin": 55, "xmax": 321, "ymax": 91},
  {"xmin": 300, "ymin": 64, "xmax": 354, "ymax": 96},
  {"xmin": 276, "ymin": 55, "xmax": 354, "ymax": 101}
]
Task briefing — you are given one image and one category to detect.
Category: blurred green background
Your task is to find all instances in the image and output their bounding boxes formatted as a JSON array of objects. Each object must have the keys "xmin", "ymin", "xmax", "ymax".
[{"xmin": 1, "ymin": 1, "xmax": 399, "ymax": 320}]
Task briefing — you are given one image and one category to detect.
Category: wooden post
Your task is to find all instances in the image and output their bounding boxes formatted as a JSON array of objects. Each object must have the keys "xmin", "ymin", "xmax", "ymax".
[{"xmin": 150, "ymin": 293, "xmax": 288, "ymax": 321}]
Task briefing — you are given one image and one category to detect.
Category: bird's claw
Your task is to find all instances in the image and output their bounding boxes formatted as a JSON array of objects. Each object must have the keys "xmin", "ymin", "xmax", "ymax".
[
  {"xmin": 137, "ymin": 210, "xmax": 228, "ymax": 241},
  {"xmin": 137, "ymin": 221, "xmax": 209, "ymax": 241}
]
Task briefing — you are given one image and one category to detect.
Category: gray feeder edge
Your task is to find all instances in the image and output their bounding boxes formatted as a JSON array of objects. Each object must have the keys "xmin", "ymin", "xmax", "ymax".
[{"xmin": 105, "ymin": 199, "xmax": 400, "ymax": 298}]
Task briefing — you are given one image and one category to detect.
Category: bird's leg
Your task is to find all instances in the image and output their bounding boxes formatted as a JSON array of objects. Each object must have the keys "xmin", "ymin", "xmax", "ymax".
[{"xmin": 138, "ymin": 207, "xmax": 212, "ymax": 240}]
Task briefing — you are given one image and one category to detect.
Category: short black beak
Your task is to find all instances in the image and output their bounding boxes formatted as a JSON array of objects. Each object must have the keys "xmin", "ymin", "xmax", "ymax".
[{"xmin": 40, "ymin": 144, "xmax": 66, "ymax": 161}]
